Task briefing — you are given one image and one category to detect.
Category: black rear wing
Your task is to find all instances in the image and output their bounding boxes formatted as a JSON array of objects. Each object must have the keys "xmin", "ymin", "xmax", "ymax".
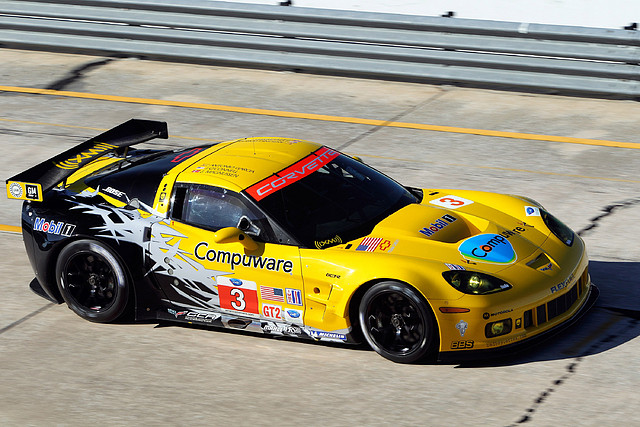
[{"xmin": 6, "ymin": 119, "xmax": 168, "ymax": 201}]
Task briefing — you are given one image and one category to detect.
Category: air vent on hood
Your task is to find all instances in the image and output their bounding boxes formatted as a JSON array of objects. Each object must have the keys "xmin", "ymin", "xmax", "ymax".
[{"xmin": 526, "ymin": 252, "xmax": 554, "ymax": 272}]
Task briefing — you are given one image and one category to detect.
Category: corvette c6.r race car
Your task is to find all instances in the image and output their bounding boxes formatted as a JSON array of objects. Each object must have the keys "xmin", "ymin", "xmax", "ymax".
[{"xmin": 6, "ymin": 119, "xmax": 598, "ymax": 363}]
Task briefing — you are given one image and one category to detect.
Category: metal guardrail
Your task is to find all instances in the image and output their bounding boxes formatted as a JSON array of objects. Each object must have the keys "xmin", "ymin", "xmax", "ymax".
[{"xmin": 0, "ymin": 0, "xmax": 639, "ymax": 98}]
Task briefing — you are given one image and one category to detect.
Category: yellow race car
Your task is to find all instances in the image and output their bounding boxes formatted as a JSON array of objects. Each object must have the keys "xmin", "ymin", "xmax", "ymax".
[{"xmin": 6, "ymin": 119, "xmax": 598, "ymax": 363}]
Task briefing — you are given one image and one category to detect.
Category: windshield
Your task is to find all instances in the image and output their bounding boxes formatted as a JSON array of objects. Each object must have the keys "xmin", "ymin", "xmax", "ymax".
[{"xmin": 245, "ymin": 147, "xmax": 418, "ymax": 248}]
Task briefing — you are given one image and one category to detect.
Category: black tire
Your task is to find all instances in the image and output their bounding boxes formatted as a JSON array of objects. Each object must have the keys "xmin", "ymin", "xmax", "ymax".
[
  {"xmin": 56, "ymin": 239, "xmax": 130, "ymax": 323},
  {"xmin": 359, "ymin": 281, "xmax": 437, "ymax": 363}
]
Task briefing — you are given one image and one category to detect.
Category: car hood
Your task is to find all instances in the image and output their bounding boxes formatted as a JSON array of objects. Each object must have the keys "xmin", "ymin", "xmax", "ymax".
[{"xmin": 366, "ymin": 200, "xmax": 550, "ymax": 273}]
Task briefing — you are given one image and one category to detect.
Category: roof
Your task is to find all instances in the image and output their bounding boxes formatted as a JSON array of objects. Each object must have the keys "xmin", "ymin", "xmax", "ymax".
[{"xmin": 175, "ymin": 137, "xmax": 323, "ymax": 192}]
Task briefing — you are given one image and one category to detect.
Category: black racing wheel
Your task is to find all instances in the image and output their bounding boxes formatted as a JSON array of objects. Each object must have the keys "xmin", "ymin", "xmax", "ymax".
[
  {"xmin": 56, "ymin": 239, "xmax": 130, "ymax": 323},
  {"xmin": 359, "ymin": 281, "xmax": 437, "ymax": 363}
]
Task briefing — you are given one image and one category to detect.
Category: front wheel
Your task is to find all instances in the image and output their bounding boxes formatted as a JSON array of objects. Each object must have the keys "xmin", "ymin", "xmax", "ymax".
[
  {"xmin": 359, "ymin": 281, "xmax": 437, "ymax": 363},
  {"xmin": 56, "ymin": 239, "xmax": 130, "ymax": 323}
]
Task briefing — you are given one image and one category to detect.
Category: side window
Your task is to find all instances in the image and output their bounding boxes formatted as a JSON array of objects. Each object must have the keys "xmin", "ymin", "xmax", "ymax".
[
  {"xmin": 171, "ymin": 184, "xmax": 282, "ymax": 243},
  {"xmin": 184, "ymin": 186, "xmax": 247, "ymax": 230}
]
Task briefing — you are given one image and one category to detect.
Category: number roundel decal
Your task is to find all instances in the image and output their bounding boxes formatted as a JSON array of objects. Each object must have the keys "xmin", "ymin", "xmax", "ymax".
[
  {"xmin": 218, "ymin": 277, "xmax": 259, "ymax": 314},
  {"xmin": 429, "ymin": 195, "xmax": 474, "ymax": 209}
]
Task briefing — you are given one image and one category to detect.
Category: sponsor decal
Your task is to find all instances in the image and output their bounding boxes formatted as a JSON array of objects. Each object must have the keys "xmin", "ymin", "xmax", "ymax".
[
  {"xmin": 419, "ymin": 214, "xmax": 457, "ymax": 237},
  {"xmin": 429, "ymin": 195, "xmax": 474, "ymax": 209},
  {"xmin": 261, "ymin": 303, "xmax": 284, "ymax": 320},
  {"xmin": 103, "ymin": 186, "xmax": 125, "ymax": 198},
  {"xmin": 262, "ymin": 322, "xmax": 302, "ymax": 335},
  {"xmin": 7, "ymin": 182, "xmax": 41, "ymax": 201},
  {"xmin": 286, "ymin": 288, "xmax": 303, "ymax": 306},
  {"xmin": 486, "ymin": 333, "xmax": 526, "ymax": 348},
  {"xmin": 456, "ymin": 320, "xmax": 468, "ymax": 337},
  {"xmin": 539, "ymin": 262, "xmax": 553, "ymax": 272},
  {"xmin": 483, "ymin": 312, "xmax": 490, "ymax": 320},
  {"xmin": 34, "ymin": 217, "xmax": 76, "ymax": 237},
  {"xmin": 451, "ymin": 340, "xmax": 474, "ymax": 349},
  {"xmin": 168, "ymin": 309, "xmax": 220, "ymax": 323},
  {"xmin": 326, "ymin": 273, "xmax": 341, "ymax": 279},
  {"xmin": 458, "ymin": 233, "xmax": 517, "ymax": 265},
  {"xmin": 190, "ymin": 163, "xmax": 255, "ymax": 178},
  {"xmin": 54, "ymin": 142, "xmax": 117, "ymax": 170},
  {"xmin": 260, "ymin": 285, "xmax": 285, "ymax": 302},
  {"xmin": 186, "ymin": 311, "xmax": 220, "ymax": 323},
  {"xmin": 246, "ymin": 147, "xmax": 340, "ymax": 201},
  {"xmin": 308, "ymin": 330, "xmax": 347, "ymax": 341},
  {"xmin": 445, "ymin": 263, "xmax": 466, "ymax": 271},
  {"xmin": 285, "ymin": 308, "xmax": 303, "ymax": 325},
  {"xmin": 315, "ymin": 235, "xmax": 342, "ymax": 249},
  {"xmin": 171, "ymin": 147, "xmax": 204, "ymax": 163},
  {"xmin": 386, "ymin": 240, "xmax": 399, "ymax": 253},
  {"xmin": 9, "ymin": 182, "xmax": 23, "ymax": 198},
  {"xmin": 217, "ymin": 277, "xmax": 259, "ymax": 315},
  {"xmin": 195, "ymin": 242, "xmax": 294, "ymax": 273},
  {"xmin": 487, "ymin": 308, "xmax": 514, "ymax": 318},
  {"xmin": 168, "ymin": 308, "xmax": 187, "ymax": 318},
  {"xmin": 525, "ymin": 206, "xmax": 541, "ymax": 216},
  {"xmin": 551, "ymin": 271, "xmax": 575, "ymax": 294}
]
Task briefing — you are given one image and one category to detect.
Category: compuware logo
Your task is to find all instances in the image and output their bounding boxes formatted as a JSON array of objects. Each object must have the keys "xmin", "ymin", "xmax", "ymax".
[{"xmin": 458, "ymin": 234, "xmax": 516, "ymax": 264}]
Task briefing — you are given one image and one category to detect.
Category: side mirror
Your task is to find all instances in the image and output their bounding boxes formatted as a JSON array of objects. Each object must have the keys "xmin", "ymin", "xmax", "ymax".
[{"xmin": 213, "ymin": 227, "xmax": 259, "ymax": 251}]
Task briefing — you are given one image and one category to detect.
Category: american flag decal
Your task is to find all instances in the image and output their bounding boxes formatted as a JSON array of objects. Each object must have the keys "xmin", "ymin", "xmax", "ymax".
[
  {"xmin": 356, "ymin": 237, "xmax": 383, "ymax": 252},
  {"xmin": 260, "ymin": 286, "xmax": 285, "ymax": 302}
]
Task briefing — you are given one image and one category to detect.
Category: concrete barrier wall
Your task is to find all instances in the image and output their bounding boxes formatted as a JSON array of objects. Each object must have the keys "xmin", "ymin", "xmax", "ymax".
[{"xmin": 1, "ymin": 0, "xmax": 638, "ymax": 98}]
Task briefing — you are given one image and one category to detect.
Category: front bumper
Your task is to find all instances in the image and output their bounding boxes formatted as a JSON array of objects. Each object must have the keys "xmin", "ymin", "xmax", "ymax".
[{"xmin": 437, "ymin": 282, "xmax": 599, "ymax": 363}]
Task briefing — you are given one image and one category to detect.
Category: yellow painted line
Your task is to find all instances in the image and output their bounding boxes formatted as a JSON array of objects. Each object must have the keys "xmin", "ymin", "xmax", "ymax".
[
  {"xmin": 2, "ymin": 85, "xmax": 639, "ymax": 150},
  {"xmin": 358, "ymin": 154, "xmax": 640, "ymax": 183},
  {"xmin": 1, "ymin": 117, "xmax": 636, "ymax": 184},
  {"xmin": 0, "ymin": 224, "xmax": 21, "ymax": 234}
]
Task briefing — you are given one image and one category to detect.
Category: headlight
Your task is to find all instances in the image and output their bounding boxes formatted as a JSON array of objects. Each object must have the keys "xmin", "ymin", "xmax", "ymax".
[
  {"xmin": 442, "ymin": 271, "xmax": 512, "ymax": 295},
  {"xmin": 541, "ymin": 209, "xmax": 574, "ymax": 246}
]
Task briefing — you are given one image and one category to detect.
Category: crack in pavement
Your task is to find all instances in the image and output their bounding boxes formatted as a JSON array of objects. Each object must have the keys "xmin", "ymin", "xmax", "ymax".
[
  {"xmin": 506, "ymin": 197, "xmax": 640, "ymax": 425},
  {"xmin": 335, "ymin": 89, "xmax": 449, "ymax": 152},
  {"xmin": 0, "ymin": 303, "xmax": 56, "ymax": 335},
  {"xmin": 46, "ymin": 58, "xmax": 116, "ymax": 91},
  {"xmin": 577, "ymin": 197, "xmax": 640, "ymax": 237},
  {"xmin": 507, "ymin": 315, "xmax": 639, "ymax": 426},
  {"xmin": 0, "ymin": 127, "xmax": 88, "ymax": 139}
]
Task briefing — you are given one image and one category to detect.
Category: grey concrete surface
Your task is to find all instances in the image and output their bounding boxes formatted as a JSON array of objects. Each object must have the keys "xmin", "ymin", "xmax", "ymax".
[{"xmin": 1, "ymin": 49, "xmax": 639, "ymax": 426}]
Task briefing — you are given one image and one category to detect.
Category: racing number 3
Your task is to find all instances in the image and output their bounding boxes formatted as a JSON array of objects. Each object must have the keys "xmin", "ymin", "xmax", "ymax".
[
  {"xmin": 218, "ymin": 277, "xmax": 259, "ymax": 315},
  {"xmin": 429, "ymin": 195, "xmax": 474, "ymax": 209},
  {"xmin": 230, "ymin": 288, "xmax": 246, "ymax": 310}
]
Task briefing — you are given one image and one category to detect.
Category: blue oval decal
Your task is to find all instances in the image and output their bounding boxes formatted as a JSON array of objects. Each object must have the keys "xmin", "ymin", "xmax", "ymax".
[
  {"xmin": 229, "ymin": 278, "xmax": 243, "ymax": 286},
  {"xmin": 286, "ymin": 309, "xmax": 300, "ymax": 318},
  {"xmin": 459, "ymin": 234, "xmax": 516, "ymax": 264}
]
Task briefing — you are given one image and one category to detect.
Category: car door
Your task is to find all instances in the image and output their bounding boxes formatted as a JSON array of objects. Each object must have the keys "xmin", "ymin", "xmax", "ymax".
[{"xmin": 148, "ymin": 183, "xmax": 306, "ymax": 332}]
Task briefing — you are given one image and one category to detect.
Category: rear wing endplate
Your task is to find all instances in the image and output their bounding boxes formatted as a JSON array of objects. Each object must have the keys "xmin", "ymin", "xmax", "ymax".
[{"xmin": 6, "ymin": 119, "xmax": 168, "ymax": 201}]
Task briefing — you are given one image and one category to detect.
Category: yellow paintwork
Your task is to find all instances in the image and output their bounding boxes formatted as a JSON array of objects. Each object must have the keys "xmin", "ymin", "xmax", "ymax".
[{"xmin": 52, "ymin": 136, "xmax": 592, "ymax": 355}]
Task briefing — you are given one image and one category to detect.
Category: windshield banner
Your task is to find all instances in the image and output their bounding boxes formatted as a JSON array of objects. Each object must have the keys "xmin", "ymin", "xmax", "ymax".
[{"xmin": 246, "ymin": 147, "xmax": 339, "ymax": 201}]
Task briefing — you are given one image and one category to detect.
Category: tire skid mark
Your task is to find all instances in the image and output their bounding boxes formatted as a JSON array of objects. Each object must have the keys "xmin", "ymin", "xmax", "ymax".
[{"xmin": 0, "ymin": 303, "xmax": 56, "ymax": 335}]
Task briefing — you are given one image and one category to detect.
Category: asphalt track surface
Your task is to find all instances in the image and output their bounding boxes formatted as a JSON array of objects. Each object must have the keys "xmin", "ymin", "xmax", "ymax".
[{"xmin": 1, "ymin": 49, "xmax": 639, "ymax": 426}]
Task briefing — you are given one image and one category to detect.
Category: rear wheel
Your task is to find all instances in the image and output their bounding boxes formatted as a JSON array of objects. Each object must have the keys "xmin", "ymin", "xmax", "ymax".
[
  {"xmin": 359, "ymin": 281, "xmax": 437, "ymax": 363},
  {"xmin": 56, "ymin": 240, "xmax": 129, "ymax": 323}
]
